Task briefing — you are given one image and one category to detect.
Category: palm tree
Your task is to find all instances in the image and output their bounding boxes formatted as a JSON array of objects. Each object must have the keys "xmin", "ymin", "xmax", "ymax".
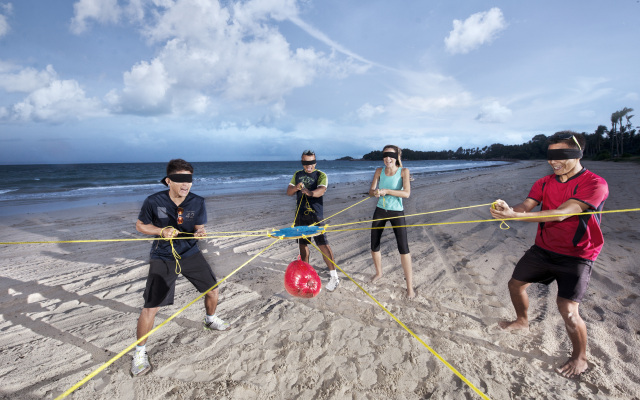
[
  {"xmin": 624, "ymin": 113, "xmax": 635, "ymax": 155},
  {"xmin": 610, "ymin": 111, "xmax": 620, "ymax": 157},
  {"xmin": 594, "ymin": 125, "xmax": 607, "ymax": 154},
  {"xmin": 618, "ymin": 108, "xmax": 633, "ymax": 155},
  {"xmin": 610, "ymin": 108, "xmax": 634, "ymax": 157}
]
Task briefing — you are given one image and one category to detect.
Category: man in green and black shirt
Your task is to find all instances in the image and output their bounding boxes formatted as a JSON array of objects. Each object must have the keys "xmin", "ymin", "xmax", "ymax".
[{"xmin": 286, "ymin": 150, "xmax": 340, "ymax": 292}]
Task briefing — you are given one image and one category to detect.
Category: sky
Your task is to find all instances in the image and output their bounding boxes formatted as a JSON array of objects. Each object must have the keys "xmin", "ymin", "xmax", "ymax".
[{"xmin": 0, "ymin": 0, "xmax": 638, "ymax": 164}]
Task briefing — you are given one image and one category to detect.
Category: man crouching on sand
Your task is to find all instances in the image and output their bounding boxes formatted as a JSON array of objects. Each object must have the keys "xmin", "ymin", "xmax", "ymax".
[
  {"xmin": 490, "ymin": 131, "xmax": 608, "ymax": 379},
  {"xmin": 131, "ymin": 159, "xmax": 229, "ymax": 376}
]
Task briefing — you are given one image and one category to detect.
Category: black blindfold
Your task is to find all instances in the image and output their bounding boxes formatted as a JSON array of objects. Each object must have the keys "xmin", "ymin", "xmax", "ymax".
[
  {"xmin": 301, "ymin": 159, "xmax": 317, "ymax": 166},
  {"xmin": 382, "ymin": 152, "xmax": 398, "ymax": 159},
  {"xmin": 547, "ymin": 149, "xmax": 583, "ymax": 160},
  {"xmin": 161, "ymin": 173, "xmax": 193, "ymax": 186}
]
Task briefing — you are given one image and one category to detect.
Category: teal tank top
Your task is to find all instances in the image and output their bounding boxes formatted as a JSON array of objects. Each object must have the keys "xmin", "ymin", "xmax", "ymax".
[{"xmin": 376, "ymin": 167, "xmax": 404, "ymax": 211}]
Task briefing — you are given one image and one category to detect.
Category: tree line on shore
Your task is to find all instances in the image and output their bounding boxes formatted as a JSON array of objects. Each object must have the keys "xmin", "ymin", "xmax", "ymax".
[{"xmin": 355, "ymin": 107, "xmax": 637, "ymax": 161}]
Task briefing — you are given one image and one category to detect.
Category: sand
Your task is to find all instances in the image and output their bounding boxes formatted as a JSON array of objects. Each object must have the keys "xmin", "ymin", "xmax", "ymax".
[{"xmin": 1, "ymin": 160, "xmax": 639, "ymax": 400}]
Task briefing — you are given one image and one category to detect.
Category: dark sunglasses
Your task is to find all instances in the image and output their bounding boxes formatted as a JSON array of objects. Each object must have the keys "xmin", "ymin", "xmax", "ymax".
[
  {"xmin": 555, "ymin": 133, "xmax": 582, "ymax": 150},
  {"xmin": 177, "ymin": 207, "xmax": 184, "ymax": 225}
]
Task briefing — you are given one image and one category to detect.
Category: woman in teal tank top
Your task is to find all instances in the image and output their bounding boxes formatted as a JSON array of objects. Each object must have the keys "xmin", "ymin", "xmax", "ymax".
[{"xmin": 368, "ymin": 144, "xmax": 414, "ymax": 298}]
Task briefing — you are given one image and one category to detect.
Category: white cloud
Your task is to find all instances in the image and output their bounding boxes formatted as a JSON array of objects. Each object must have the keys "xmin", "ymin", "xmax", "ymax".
[
  {"xmin": 0, "ymin": 63, "xmax": 106, "ymax": 122},
  {"xmin": 142, "ymin": 0, "xmax": 231, "ymax": 43},
  {"xmin": 70, "ymin": 0, "xmax": 120, "ymax": 34},
  {"xmin": 10, "ymin": 79, "xmax": 104, "ymax": 122},
  {"xmin": 142, "ymin": 0, "xmax": 325, "ymax": 103},
  {"xmin": 0, "ymin": 2, "xmax": 12, "ymax": 38},
  {"xmin": 175, "ymin": 92, "xmax": 210, "ymax": 114},
  {"xmin": 72, "ymin": 0, "xmax": 368, "ymax": 115},
  {"xmin": 287, "ymin": 15, "xmax": 376, "ymax": 69},
  {"xmin": 233, "ymin": 0, "xmax": 299, "ymax": 24},
  {"xmin": 444, "ymin": 8, "xmax": 507, "ymax": 55},
  {"xmin": 106, "ymin": 58, "xmax": 174, "ymax": 114},
  {"xmin": 475, "ymin": 100, "xmax": 512, "ymax": 123},
  {"xmin": 0, "ymin": 63, "xmax": 57, "ymax": 92},
  {"xmin": 357, "ymin": 103, "xmax": 385, "ymax": 120},
  {"xmin": 388, "ymin": 72, "xmax": 473, "ymax": 113},
  {"xmin": 122, "ymin": 0, "xmax": 147, "ymax": 22},
  {"xmin": 393, "ymin": 92, "xmax": 473, "ymax": 112}
]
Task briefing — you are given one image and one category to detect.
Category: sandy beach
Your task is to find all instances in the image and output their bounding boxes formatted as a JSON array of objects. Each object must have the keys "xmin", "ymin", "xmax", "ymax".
[{"xmin": 1, "ymin": 160, "xmax": 639, "ymax": 400}]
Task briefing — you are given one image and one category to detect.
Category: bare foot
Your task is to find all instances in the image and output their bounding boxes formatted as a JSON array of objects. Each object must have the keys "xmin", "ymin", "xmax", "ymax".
[
  {"xmin": 555, "ymin": 357, "xmax": 589, "ymax": 379},
  {"xmin": 498, "ymin": 319, "xmax": 529, "ymax": 331},
  {"xmin": 406, "ymin": 288, "xmax": 415, "ymax": 299},
  {"xmin": 370, "ymin": 273, "xmax": 382, "ymax": 283}
]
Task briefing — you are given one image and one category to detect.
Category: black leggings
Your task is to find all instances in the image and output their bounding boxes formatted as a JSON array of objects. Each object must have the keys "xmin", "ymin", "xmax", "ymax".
[{"xmin": 370, "ymin": 207, "xmax": 410, "ymax": 255}]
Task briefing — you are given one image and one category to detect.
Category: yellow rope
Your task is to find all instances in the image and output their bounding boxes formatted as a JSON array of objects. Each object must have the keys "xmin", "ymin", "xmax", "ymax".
[
  {"xmin": 11, "ymin": 200, "xmax": 640, "ymax": 399},
  {"xmin": 210, "ymin": 229, "xmax": 271, "ymax": 234},
  {"xmin": 170, "ymin": 239, "xmax": 182, "ymax": 274},
  {"xmin": 292, "ymin": 191, "xmax": 306, "ymax": 228},
  {"xmin": 307, "ymin": 241, "xmax": 491, "ymax": 400},
  {"xmin": 159, "ymin": 227, "xmax": 184, "ymax": 274},
  {"xmin": 327, "ymin": 202, "xmax": 494, "ymax": 228},
  {"xmin": 4, "ymin": 205, "xmax": 638, "ymax": 246},
  {"xmin": 325, "ymin": 208, "xmax": 640, "ymax": 233},
  {"xmin": 313, "ymin": 195, "xmax": 371, "ymax": 226},
  {"xmin": 0, "ymin": 233, "xmax": 269, "ymax": 246},
  {"xmin": 55, "ymin": 239, "xmax": 280, "ymax": 399},
  {"xmin": 490, "ymin": 202, "xmax": 511, "ymax": 230}
]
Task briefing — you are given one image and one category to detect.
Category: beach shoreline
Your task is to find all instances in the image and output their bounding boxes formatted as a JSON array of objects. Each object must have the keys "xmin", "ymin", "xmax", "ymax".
[
  {"xmin": 1, "ymin": 160, "xmax": 639, "ymax": 399},
  {"xmin": 0, "ymin": 159, "xmax": 512, "ymax": 219}
]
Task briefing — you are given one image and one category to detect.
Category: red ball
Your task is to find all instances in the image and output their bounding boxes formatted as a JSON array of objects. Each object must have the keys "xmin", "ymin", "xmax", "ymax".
[{"xmin": 284, "ymin": 256, "xmax": 322, "ymax": 298}]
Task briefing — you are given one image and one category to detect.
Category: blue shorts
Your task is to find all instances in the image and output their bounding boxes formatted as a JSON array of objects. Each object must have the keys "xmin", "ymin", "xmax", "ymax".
[{"xmin": 513, "ymin": 245, "xmax": 593, "ymax": 303}]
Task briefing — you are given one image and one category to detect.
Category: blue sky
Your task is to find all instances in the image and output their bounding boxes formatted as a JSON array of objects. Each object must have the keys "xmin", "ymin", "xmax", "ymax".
[{"xmin": 0, "ymin": 0, "xmax": 638, "ymax": 163}]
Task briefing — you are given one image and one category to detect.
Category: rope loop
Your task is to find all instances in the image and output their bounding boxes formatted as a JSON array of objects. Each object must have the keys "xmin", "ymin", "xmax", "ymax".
[
  {"xmin": 490, "ymin": 202, "xmax": 511, "ymax": 230},
  {"xmin": 158, "ymin": 226, "xmax": 194, "ymax": 274}
]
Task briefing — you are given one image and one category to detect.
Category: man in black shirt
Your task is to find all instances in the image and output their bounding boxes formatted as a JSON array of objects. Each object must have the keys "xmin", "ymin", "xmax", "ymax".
[{"xmin": 131, "ymin": 159, "xmax": 229, "ymax": 376}]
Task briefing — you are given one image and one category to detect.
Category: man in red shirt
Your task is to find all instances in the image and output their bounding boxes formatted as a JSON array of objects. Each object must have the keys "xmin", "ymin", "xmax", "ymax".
[{"xmin": 490, "ymin": 131, "xmax": 608, "ymax": 379}]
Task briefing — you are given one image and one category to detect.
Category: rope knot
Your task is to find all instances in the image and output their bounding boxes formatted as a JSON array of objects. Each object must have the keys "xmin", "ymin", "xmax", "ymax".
[{"xmin": 159, "ymin": 226, "xmax": 183, "ymax": 274}]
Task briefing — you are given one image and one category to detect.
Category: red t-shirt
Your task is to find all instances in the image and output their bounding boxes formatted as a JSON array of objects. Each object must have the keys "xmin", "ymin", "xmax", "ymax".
[{"xmin": 527, "ymin": 169, "xmax": 608, "ymax": 260}]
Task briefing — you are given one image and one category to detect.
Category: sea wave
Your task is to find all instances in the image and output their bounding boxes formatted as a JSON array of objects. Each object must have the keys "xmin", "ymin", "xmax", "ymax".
[
  {"xmin": 198, "ymin": 175, "xmax": 289, "ymax": 185},
  {"xmin": 0, "ymin": 160, "xmax": 511, "ymax": 215},
  {"xmin": 73, "ymin": 183, "xmax": 160, "ymax": 192}
]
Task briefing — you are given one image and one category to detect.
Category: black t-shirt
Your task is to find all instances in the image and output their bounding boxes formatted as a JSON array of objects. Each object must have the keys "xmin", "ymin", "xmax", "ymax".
[{"xmin": 138, "ymin": 190, "xmax": 207, "ymax": 260}]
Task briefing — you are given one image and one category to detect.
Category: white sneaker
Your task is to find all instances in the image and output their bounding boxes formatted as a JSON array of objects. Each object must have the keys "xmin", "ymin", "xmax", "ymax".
[
  {"xmin": 327, "ymin": 276, "xmax": 340, "ymax": 292},
  {"xmin": 203, "ymin": 315, "xmax": 230, "ymax": 331},
  {"xmin": 131, "ymin": 351, "xmax": 151, "ymax": 376}
]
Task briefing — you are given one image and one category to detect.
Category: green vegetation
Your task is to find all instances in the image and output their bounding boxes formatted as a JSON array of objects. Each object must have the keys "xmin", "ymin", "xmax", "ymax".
[{"xmin": 362, "ymin": 107, "xmax": 637, "ymax": 161}]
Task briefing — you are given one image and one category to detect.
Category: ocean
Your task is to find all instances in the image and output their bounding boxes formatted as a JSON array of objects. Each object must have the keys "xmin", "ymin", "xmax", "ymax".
[{"xmin": 0, "ymin": 160, "xmax": 509, "ymax": 216}]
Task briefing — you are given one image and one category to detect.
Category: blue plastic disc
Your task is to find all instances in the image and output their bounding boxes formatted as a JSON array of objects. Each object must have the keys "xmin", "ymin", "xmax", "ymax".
[{"xmin": 268, "ymin": 225, "xmax": 325, "ymax": 239}]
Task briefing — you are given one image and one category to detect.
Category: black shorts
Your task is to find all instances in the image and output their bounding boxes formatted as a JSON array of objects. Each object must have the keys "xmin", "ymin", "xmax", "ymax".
[
  {"xmin": 295, "ymin": 214, "xmax": 328, "ymax": 246},
  {"xmin": 513, "ymin": 245, "xmax": 593, "ymax": 303},
  {"xmin": 370, "ymin": 207, "xmax": 410, "ymax": 255},
  {"xmin": 143, "ymin": 251, "xmax": 218, "ymax": 308}
]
